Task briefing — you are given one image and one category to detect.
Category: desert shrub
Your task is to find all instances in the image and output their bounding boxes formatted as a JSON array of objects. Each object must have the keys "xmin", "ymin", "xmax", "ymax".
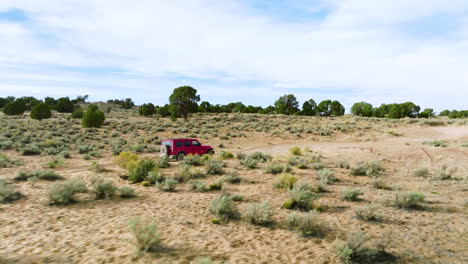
[
  {"xmin": 146, "ymin": 171, "xmax": 165, "ymax": 184},
  {"xmin": 394, "ymin": 191, "xmax": 425, "ymax": 209},
  {"xmin": 245, "ymin": 201, "xmax": 273, "ymax": 226},
  {"xmin": 316, "ymin": 169, "xmax": 336, "ymax": 184},
  {"xmin": 78, "ymin": 145, "xmax": 96, "ymax": 154},
  {"xmin": 208, "ymin": 178, "xmax": 225, "ymax": 190},
  {"xmin": 190, "ymin": 180, "xmax": 209, "ymax": 192},
  {"xmin": 205, "ymin": 160, "xmax": 225, "ymax": 175},
  {"xmin": 371, "ymin": 178, "xmax": 392, "ymax": 190},
  {"xmin": 274, "ymin": 173, "xmax": 297, "ymax": 190},
  {"xmin": 35, "ymin": 169, "xmax": 62, "ymax": 181},
  {"xmin": 128, "ymin": 159, "xmax": 157, "ymax": 183},
  {"xmin": 129, "ymin": 218, "xmax": 161, "ymax": 254},
  {"xmin": 283, "ymin": 183, "xmax": 318, "ymax": 211},
  {"xmin": 236, "ymin": 152, "xmax": 247, "ymax": 160},
  {"xmin": 48, "ymin": 178, "xmax": 87, "ymax": 205},
  {"xmin": 0, "ymin": 180, "xmax": 22, "ymax": 203},
  {"xmin": 354, "ymin": 204, "xmax": 381, "ymax": 221},
  {"xmin": 70, "ymin": 109, "xmax": 83, "ymax": 119},
  {"xmin": 351, "ymin": 161, "xmax": 384, "ymax": 177},
  {"xmin": 265, "ymin": 163, "xmax": 284, "ymax": 174},
  {"xmin": 157, "ymin": 156, "xmax": 170, "ymax": 168},
  {"xmin": 21, "ymin": 145, "xmax": 41, "ymax": 156},
  {"xmin": 335, "ymin": 231, "xmax": 372, "ymax": 264},
  {"xmin": 289, "ymin": 146, "xmax": 302, "ymax": 156},
  {"xmin": 423, "ymin": 140, "xmax": 447, "ymax": 147},
  {"xmin": 219, "ymin": 150, "xmax": 234, "ymax": 160},
  {"xmin": 312, "ymin": 162, "xmax": 326, "ymax": 170},
  {"xmin": 209, "ymin": 195, "xmax": 241, "ymax": 221},
  {"xmin": 201, "ymin": 154, "xmax": 211, "ymax": 162},
  {"xmin": 341, "ymin": 188, "xmax": 363, "ymax": 201},
  {"xmin": 336, "ymin": 160, "xmax": 350, "ymax": 169},
  {"xmin": 92, "ymin": 177, "xmax": 117, "ymax": 199},
  {"xmin": 118, "ymin": 186, "xmax": 136, "ymax": 198},
  {"xmin": 248, "ymin": 152, "xmax": 272, "ymax": 162},
  {"xmin": 221, "ymin": 171, "xmax": 242, "ymax": 184},
  {"xmin": 0, "ymin": 154, "xmax": 21, "ymax": 168},
  {"xmin": 437, "ymin": 165, "xmax": 457, "ymax": 180},
  {"xmin": 287, "ymin": 211, "xmax": 325, "ymax": 237},
  {"xmin": 156, "ymin": 178, "xmax": 178, "ymax": 192},
  {"xmin": 180, "ymin": 154, "xmax": 202, "ymax": 166},
  {"xmin": 288, "ymin": 156, "xmax": 309, "ymax": 169},
  {"xmin": 82, "ymin": 104, "xmax": 105, "ymax": 128},
  {"xmin": 14, "ymin": 170, "xmax": 35, "ymax": 181},
  {"xmin": 414, "ymin": 168, "xmax": 430, "ymax": 178},
  {"xmin": 113, "ymin": 151, "xmax": 139, "ymax": 169},
  {"xmin": 240, "ymin": 157, "xmax": 258, "ymax": 169}
]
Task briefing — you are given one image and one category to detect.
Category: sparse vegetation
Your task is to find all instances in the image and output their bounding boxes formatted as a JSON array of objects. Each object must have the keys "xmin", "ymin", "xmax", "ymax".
[
  {"xmin": 209, "ymin": 195, "xmax": 241, "ymax": 221},
  {"xmin": 341, "ymin": 188, "xmax": 363, "ymax": 201},
  {"xmin": 48, "ymin": 178, "xmax": 87, "ymax": 205},
  {"xmin": 128, "ymin": 218, "xmax": 161, "ymax": 254},
  {"xmin": 394, "ymin": 191, "xmax": 425, "ymax": 209},
  {"xmin": 354, "ymin": 204, "xmax": 381, "ymax": 221},
  {"xmin": 245, "ymin": 201, "xmax": 273, "ymax": 226},
  {"xmin": 287, "ymin": 211, "xmax": 325, "ymax": 237}
]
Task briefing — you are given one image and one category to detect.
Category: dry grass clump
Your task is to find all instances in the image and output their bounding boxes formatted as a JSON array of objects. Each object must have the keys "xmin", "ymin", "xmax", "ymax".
[
  {"xmin": 316, "ymin": 169, "xmax": 337, "ymax": 184},
  {"xmin": 371, "ymin": 178, "xmax": 392, "ymax": 190},
  {"xmin": 351, "ymin": 161, "xmax": 384, "ymax": 177},
  {"xmin": 118, "ymin": 186, "xmax": 136, "ymax": 198},
  {"xmin": 413, "ymin": 168, "xmax": 430, "ymax": 178},
  {"xmin": 335, "ymin": 160, "xmax": 350, "ymax": 169},
  {"xmin": 190, "ymin": 180, "xmax": 209, "ymax": 192},
  {"xmin": 180, "ymin": 154, "xmax": 202, "ymax": 166},
  {"xmin": 437, "ymin": 165, "xmax": 457, "ymax": 180},
  {"xmin": 423, "ymin": 140, "xmax": 448, "ymax": 147},
  {"xmin": 209, "ymin": 195, "xmax": 241, "ymax": 221},
  {"xmin": 287, "ymin": 211, "xmax": 326, "ymax": 237},
  {"xmin": 129, "ymin": 218, "xmax": 161, "ymax": 254},
  {"xmin": 354, "ymin": 204, "xmax": 381, "ymax": 221},
  {"xmin": 265, "ymin": 163, "xmax": 285, "ymax": 174},
  {"xmin": 219, "ymin": 150, "xmax": 234, "ymax": 160},
  {"xmin": 14, "ymin": 169, "xmax": 62, "ymax": 181},
  {"xmin": 245, "ymin": 201, "xmax": 274, "ymax": 226}
]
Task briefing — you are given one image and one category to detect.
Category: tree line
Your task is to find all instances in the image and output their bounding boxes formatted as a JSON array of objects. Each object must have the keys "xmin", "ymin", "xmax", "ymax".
[{"xmin": 1, "ymin": 86, "xmax": 467, "ymax": 121}]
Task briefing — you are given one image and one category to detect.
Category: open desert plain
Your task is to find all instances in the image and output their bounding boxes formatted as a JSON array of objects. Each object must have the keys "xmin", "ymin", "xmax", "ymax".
[{"xmin": 0, "ymin": 109, "xmax": 467, "ymax": 264}]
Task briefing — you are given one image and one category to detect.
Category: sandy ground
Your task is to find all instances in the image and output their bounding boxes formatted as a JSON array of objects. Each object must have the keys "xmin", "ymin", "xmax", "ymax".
[{"xmin": 1, "ymin": 119, "xmax": 467, "ymax": 264}]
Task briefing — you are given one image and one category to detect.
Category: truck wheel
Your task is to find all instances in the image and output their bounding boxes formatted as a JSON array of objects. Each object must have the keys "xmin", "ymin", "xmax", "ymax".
[{"xmin": 176, "ymin": 152, "xmax": 186, "ymax": 161}]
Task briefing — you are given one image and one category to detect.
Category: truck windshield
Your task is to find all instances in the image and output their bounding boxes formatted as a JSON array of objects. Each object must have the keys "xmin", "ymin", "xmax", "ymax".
[
  {"xmin": 162, "ymin": 141, "xmax": 171, "ymax": 147},
  {"xmin": 192, "ymin": 140, "xmax": 200, "ymax": 146}
]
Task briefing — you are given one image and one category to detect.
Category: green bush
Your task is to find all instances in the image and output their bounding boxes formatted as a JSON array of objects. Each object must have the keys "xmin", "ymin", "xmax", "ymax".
[
  {"xmin": 205, "ymin": 160, "xmax": 225, "ymax": 175},
  {"xmin": 14, "ymin": 169, "xmax": 62, "ymax": 181},
  {"xmin": 341, "ymin": 188, "xmax": 363, "ymax": 201},
  {"xmin": 118, "ymin": 186, "xmax": 136, "ymax": 198},
  {"xmin": 221, "ymin": 171, "xmax": 242, "ymax": 183},
  {"xmin": 82, "ymin": 104, "xmax": 105, "ymax": 128},
  {"xmin": 245, "ymin": 201, "xmax": 273, "ymax": 226},
  {"xmin": 30, "ymin": 103, "xmax": 52, "ymax": 120},
  {"xmin": 3, "ymin": 101, "xmax": 26, "ymax": 115},
  {"xmin": 71, "ymin": 109, "xmax": 83, "ymax": 119},
  {"xmin": 128, "ymin": 159, "xmax": 157, "ymax": 183},
  {"xmin": 274, "ymin": 173, "xmax": 297, "ymax": 190},
  {"xmin": 316, "ymin": 169, "xmax": 336, "ymax": 184},
  {"xmin": 335, "ymin": 160, "xmax": 350, "ymax": 169},
  {"xmin": 371, "ymin": 178, "xmax": 392, "ymax": 190},
  {"xmin": 351, "ymin": 161, "xmax": 384, "ymax": 177},
  {"xmin": 21, "ymin": 145, "xmax": 41, "ymax": 156},
  {"xmin": 394, "ymin": 191, "xmax": 425, "ymax": 209},
  {"xmin": 146, "ymin": 171, "xmax": 165, "ymax": 184},
  {"xmin": 92, "ymin": 177, "xmax": 117, "ymax": 199},
  {"xmin": 209, "ymin": 195, "xmax": 241, "ymax": 221},
  {"xmin": 48, "ymin": 178, "xmax": 87, "ymax": 205},
  {"xmin": 287, "ymin": 211, "xmax": 325, "ymax": 237},
  {"xmin": 208, "ymin": 178, "xmax": 224, "ymax": 190},
  {"xmin": 156, "ymin": 178, "xmax": 177, "ymax": 192},
  {"xmin": 0, "ymin": 180, "xmax": 22, "ymax": 203},
  {"xmin": 129, "ymin": 218, "xmax": 161, "ymax": 254},
  {"xmin": 265, "ymin": 163, "xmax": 284, "ymax": 174},
  {"xmin": 157, "ymin": 156, "xmax": 170, "ymax": 168},
  {"xmin": 248, "ymin": 152, "xmax": 272, "ymax": 162}
]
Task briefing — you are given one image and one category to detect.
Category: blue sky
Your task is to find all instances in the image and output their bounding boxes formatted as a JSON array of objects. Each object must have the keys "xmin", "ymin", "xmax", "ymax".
[{"xmin": 1, "ymin": 0, "xmax": 468, "ymax": 112}]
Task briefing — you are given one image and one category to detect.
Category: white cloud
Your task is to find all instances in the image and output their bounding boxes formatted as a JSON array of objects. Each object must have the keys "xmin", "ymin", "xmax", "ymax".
[{"xmin": 0, "ymin": 0, "xmax": 467, "ymax": 111}]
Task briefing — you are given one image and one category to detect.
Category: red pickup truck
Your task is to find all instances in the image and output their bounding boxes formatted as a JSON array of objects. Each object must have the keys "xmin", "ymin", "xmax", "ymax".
[{"xmin": 160, "ymin": 138, "xmax": 214, "ymax": 160}]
